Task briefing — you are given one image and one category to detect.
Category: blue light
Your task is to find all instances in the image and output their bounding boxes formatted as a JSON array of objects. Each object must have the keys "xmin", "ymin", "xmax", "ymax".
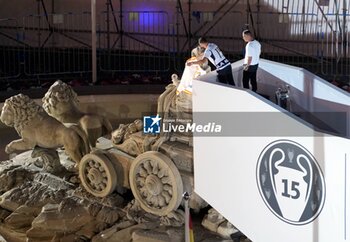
[
  {"xmin": 139, "ymin": 12, "xmax": 158, "ymax": 27},
  {"xmin": 129, "ymin": 4, "xmax": 159, "ymax": 28}
]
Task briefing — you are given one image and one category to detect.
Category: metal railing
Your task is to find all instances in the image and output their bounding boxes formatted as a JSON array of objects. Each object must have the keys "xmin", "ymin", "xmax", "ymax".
[
  {"xmin": 0, "ymin": 18, "xmax": 22, "ymax": 79},
  {"xmin": 258, "ymin": 0, "xmax": 349, "ymax": 81},
  {"xmin": 173, "ymin": 9, "xmax": 246, "ymax": 72},
  {"xmin": 0, "ymin": 2, "xmax": 348, "ymax": 84},
  {"xmin": 23, "ymin": 12, "xmax": 92, "ymax": 76},
  {"xmin": 98, "ymin": 11, "xmax": 172, "ymax": 73}
]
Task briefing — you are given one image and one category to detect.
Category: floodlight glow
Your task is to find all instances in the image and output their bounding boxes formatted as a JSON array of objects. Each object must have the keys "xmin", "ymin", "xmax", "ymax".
[
  {"xmin": 259, "ymin": 60, "xmax": 305, "ymax": 92},
  {"xmin": 263, "ymin": 0, "xmax": 349, "ymax": 35},
  {"xmin": 313, "ymin": 77, "xmax": 350, "ymax": 105}
]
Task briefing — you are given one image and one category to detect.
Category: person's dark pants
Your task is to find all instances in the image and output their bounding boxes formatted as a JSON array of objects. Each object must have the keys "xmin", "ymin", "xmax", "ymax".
[
  {"xmin": 217, "ymin": 65, "xmax": 235, "ymax": 86},
  {"xmin": 243, "ymin": 64, "xmax": 258, "ymax": 92}
]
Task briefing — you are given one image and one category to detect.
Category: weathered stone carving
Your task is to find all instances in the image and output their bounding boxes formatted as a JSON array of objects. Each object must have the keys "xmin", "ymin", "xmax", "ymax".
[
  {"xmin": 110, "ymin": 119, "xmax": 163, "ymax": 157},
  {"xmin": 77, "ymin": 72, "xmax": 205, "ymax": 217},
  {"xmin": 157, "ymin": 74, "xmax": 180, "ymax": 119},
  {"xmin": 124, "ymin": 199, "xmax": 159, "ymax": 224},
  {"xmin": 0, "ymin": 166, "xmax": 37, "ymax": 193},
  {"xmin": 160, "ymin": 209, "xmax": 185, "ymax": 227},
  {"xmin": 129, "ymin": 151, "xmax": 184, "ymax": 216},
  {"xmin": 26, "ymin": 197, "xmax": 123, "ymax": 241},
  {"xmin": 0, "ymin": 94, "xmax": 90, "ymax": 164},
  {"xmin": 31, "ymin": 146, "xmax": 65, "ymax": 174},
  {"xmin": 202, "ymin": 208, "xmax": 240, "ymax": 239},
  {"xmin": 78, "ymin": 151, "xmax": 118, "ymax": 198},
  {"xmin": 0, "ymin": 154, "xmax": 128, "ymax": 242},
  {"xmin": 0, "ymin": 71, "xmax": 247, "ymax": 242},
  {"xmin": 92, "ymin": 222, "xmax": 158, "ymax": 242},
  {"xmin": 42, "ymin": 80, "xmax": 113, "ymax": 147},
  {"xmin": 111, "ymin": 119, "xmax": 143, "ymax": 145}
]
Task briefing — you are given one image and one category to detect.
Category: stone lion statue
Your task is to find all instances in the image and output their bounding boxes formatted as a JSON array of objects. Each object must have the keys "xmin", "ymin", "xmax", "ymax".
[
  {"xmin": 0, "ymin": 94, "xmax": 90, "ymax": 164},
  {"xmin": 42, "ymin": 80, "xmax": 113, "ymax": 147}
]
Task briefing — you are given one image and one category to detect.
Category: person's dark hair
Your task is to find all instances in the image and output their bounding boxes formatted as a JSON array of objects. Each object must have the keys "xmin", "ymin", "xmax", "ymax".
[
  {"xmin": 242, "ymin": 30, "xmax": 252, "ymax": 36},
  {"xmin": 198, "ymin": 37, "xmax": 208, "ymax": 44}
]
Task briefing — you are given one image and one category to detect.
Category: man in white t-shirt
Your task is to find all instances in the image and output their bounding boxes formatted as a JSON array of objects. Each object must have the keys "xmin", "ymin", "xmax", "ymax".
[
  {"xmin": 242, "ymin": 30, "xmax": 261, "ymax": 92},
  {"xmin": 187, "ymin": 37, "xmax": 235, "ymax": 86}
]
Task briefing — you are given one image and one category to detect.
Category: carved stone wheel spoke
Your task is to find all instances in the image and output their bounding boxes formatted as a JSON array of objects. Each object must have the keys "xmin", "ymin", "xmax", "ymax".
[
  {"xmin": 79, "ymin": 152, "xmax": 117, "ymax": 197},
  {"xmin": 129, "ymin": 151, "xmax": 183, "ymax": 216}
]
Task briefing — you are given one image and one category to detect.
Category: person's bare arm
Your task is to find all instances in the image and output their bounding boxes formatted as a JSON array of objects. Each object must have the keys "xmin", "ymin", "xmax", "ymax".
[
  {"xmin": 244, "ymin": 56, "xmax": 252, "ymax": 70},
  {"xmin": 187, "ymin": 57, "xmax": 208, "ymax": 66},
  {"xmin": 246, "ymin": 56, "xmax": 252, "ymax": 66}
]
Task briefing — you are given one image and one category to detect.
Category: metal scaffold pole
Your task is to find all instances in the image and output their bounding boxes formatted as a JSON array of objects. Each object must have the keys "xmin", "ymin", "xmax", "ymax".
[
  {"xmin": 343, "ymin": 0, "xmax": 347, "ymax": 59},
  {"xmin": 188, "ymin": 0, "xmax": 192, "ymax": 53},
  {"xmin": 106, "ymin": 0, "xmax": 110, "ymax": 50},
  {"xmin": 120, "ymin": 0, "xmax": 123, "ymax": 50},
  {"xmin": 91, "ymin": 0, "xmax": 97, "ymax": 84},
  {"xmin": 37, "ymin": 0, "xmax": 41, "ymax": 47}
]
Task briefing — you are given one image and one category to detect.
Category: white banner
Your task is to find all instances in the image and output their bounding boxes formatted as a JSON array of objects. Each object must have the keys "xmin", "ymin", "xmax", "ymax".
[{"xmin": 192, "ymin": 80, "xmax": 350, "ymax": 242}]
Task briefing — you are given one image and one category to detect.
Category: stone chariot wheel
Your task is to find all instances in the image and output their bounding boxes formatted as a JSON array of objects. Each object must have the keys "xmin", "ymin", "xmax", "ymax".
[
  {"xmin": 79, "ymin": 152, "xmax": 117, "ymax": 197},
  {"xmin": 129, "ymin": 151, "xmax": 183, "ymax": 216}
]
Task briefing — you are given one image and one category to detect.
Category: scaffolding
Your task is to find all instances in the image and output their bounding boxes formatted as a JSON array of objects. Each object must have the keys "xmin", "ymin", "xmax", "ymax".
[{"xmin": 0, "ymin": 0, "xmax": 348, "ymax": 85}]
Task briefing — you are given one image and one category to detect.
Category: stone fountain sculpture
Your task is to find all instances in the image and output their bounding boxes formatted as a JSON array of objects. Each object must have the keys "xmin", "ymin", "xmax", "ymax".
[
  {"xmin": 0, "ymin": 71, "xmax": 249, "ymax": 242},
  {"xmin": 42, "ymin": 80, "xmax": 113, "ymax": 147},
  {"xmin": 0, "ymin": 93, "xmax": 90, "ymax": 164},
  {"xmin": 157, "ymin": 74, "xmax": 180, "ymax": 119}
]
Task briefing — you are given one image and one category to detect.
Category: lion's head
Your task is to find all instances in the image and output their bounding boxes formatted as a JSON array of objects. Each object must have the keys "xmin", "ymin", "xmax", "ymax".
[
  {"xmin": 0, "ymin": 94, "xmax": 43, "ymax": 134},
  {"xmin": 42, "ymin": 80, "xmax": 78, "ymax": 117}
]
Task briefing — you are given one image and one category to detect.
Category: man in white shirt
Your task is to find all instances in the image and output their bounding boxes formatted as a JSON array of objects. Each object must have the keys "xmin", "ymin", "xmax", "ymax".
[
  {"xmin": 242, "ymin": 30, "xmax": 261, "ymax": 92},
  {"xmin": 187, "ymin": 37, "xmax": 235, "ymax": 86}
]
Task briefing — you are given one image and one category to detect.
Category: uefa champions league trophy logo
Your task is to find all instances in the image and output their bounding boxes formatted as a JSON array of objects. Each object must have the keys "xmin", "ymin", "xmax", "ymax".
[
  {"xmin": 257, "ymin": 140, "xmax": 326, "ymax": 225},
  {"xmin": 270, "ymin": 148, "xmax": 312, "ymax": 222}
]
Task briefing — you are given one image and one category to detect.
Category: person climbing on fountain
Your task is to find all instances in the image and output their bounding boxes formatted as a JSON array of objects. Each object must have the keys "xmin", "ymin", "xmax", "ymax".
[
  {"xmin": 191, "ymin": 45, "xmax": 211, "ymax": 73},
  {"xmin": 187, "ymin": 37, "xmax": 235, "ymax": 86}
]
